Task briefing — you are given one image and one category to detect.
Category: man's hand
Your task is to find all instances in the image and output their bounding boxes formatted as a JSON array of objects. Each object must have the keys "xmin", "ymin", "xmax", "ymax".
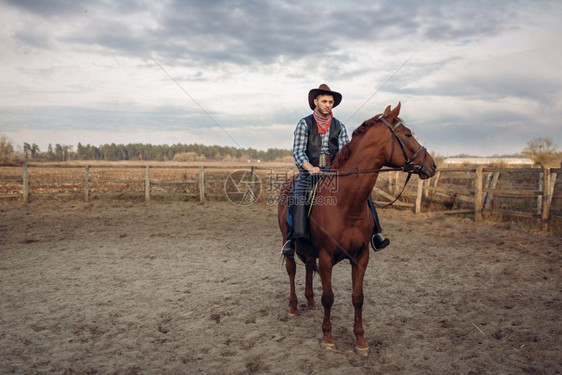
[
  {"xmin": 308, "ymin": 166, "xmax": 321, "ymax": 175},
  {"xmin": 301, "ymin": 162, "xmax": 321, "ymax": 175}
]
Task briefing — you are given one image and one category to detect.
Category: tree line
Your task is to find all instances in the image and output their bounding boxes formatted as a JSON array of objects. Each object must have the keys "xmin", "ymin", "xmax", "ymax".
[
  {"xmin": 0, "ymin": 136, "xmax": 292, "ymax": 163},
  {"xmin": 0, "ymin": 133, "xmax": 559, "ymax": 166}
]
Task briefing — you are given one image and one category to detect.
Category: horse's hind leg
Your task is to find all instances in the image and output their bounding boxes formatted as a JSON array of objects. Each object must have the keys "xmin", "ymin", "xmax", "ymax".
[
  {"xmin": 285, "ymin": 256, "xmax": 298, "ymax": 316},
  {"xmin": 304, "ymin": 257, "xmax": 317, "ymax": 309}
]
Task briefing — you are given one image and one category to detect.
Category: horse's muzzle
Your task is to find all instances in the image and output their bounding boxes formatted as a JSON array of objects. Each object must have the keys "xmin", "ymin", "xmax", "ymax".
[{"xmin": 419, "ymin": 162, "xmax": 437, "ymax": 180}]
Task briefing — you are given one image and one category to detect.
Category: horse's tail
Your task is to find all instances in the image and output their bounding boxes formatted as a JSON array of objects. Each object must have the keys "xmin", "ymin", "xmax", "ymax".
[{"xmin": 280, "ymin": 251, "xmax": 318, "ymax": 274}]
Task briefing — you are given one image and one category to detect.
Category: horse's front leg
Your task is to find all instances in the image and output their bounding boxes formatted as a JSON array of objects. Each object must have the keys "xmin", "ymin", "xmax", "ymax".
[
  {"xmin": 285, "ymin": 255, "xmax": 298, "ymax": 316},
  {"xmin": 351, "ymin": 247, "xmax": 370, "ymax": 356},
  {"xmin": 318, "ymin": 252, "xmax": 335, "ymax": 348},
  {"xmin": 304, "ymin": 257, "xmax": 317, "ymax": 310}
]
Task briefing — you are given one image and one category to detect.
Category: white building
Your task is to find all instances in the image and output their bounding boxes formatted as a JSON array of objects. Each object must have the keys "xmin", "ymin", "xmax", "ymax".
[{"xmin": 442, "ymin": 157, "xmax": 534, "ymax": 167}]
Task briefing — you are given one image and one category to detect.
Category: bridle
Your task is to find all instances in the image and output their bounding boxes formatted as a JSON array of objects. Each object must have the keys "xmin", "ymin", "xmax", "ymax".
[
  {"xmin": 326, "ymin": 115, "xmax": 429, "ymax": 177},
  {"xmin": 380, "ymin": 116, "xmax": 429, "ymax": 176},
  {"xmin": 321, "ymin": 115, "xmax": 430, "ymax": 207}
]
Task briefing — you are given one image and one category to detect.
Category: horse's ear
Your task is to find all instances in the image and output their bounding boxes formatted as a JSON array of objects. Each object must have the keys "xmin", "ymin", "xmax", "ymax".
[
  {"xmin": 388, "ymin": 102, "xmax": 401, "ymax": 122},
  {"xmin": 383, "ymin": 105, "xmax": 392, "ymax": 117}
]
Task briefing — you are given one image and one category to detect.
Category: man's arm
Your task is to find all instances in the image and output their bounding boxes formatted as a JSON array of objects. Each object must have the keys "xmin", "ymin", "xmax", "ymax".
[
  {"xmin": 293, "ymin": 119, "xmax": 321, "ymax": 174},
  {"xmin": 338, "ymin": 123, "xmax": 350, "ymax": 149},
  {"xmin": 292, "ymin": 118, "xmax": 309, "ymax": 168}
]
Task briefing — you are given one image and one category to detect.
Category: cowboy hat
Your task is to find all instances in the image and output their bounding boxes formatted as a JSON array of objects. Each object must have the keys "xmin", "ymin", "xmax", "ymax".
[{"xmin": 308, "ymin": 84, "xmax": 342, "ymax": 110}]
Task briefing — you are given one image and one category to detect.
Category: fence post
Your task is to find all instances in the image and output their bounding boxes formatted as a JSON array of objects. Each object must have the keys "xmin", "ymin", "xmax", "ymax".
[
  {"xmin": 474, "ymin": 167, "xmax": 483, "ymax": 222},
  {"xmin": 537, "ymin": 171, "xmax": 543, "ymax": 216},
  {"xmin": 23, "ymin": 163, "xmax": 29, "ymax": 203},
  {"xmin": 84, "ymin": 165, "xmax": 90, "ymax": 202},
  {"xmin": 542, "ymin": 167, "xmax": 551, "ymax": 231},
  {"xmin": 484, "ymin": 171, "xmax": 500, "ymax": 209},
  {"xmin": 483, "ymin": 171, "xmax": 491, "ymax": 207},
  {"xmin": 199, "ymin": 166, "xmax": 205, "ymax": 202},
  {"xmin": 415, "ymin": 177, "xmax": 423, "ymax": 214},
  {"xmin": 145, "ymin": 166, "xmax": 151, "ymax": 201},
  {"xmin": 251, "ymin": 166, "xmax": 256, "ymax": 202},
  {"xmin": 431, "ymin": 171, "xmax": 441, "ymax": 199}
]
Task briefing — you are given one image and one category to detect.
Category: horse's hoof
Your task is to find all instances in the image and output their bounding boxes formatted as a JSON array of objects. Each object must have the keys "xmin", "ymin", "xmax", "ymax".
[
  {"xmin": 288, "ymin": 312, "xmax": 297, "ymax": 318},
  {"xmin": 321, "ymin": 341, "xmax": 336, "ymax": 350},
  {"xmin": 355, "ymin": 346, "xmax": 369, "ymax": 357}
]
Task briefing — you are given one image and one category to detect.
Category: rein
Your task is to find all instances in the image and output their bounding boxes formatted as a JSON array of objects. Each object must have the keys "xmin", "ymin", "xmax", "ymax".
[
  {"xmin": 327, "ymin": 166, "xmax": 403, "ymax": 177},
  {"xmin": 317, "ymin": 169, "xmax": 412, "ymax": 208}
]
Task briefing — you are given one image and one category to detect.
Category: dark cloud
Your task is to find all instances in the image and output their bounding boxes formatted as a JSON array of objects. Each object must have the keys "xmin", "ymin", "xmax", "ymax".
[
  {"xmin": 3, "ymin": 0, "xmax": 146, "ymax": 16},
  {"xmin": 150, "ymin": 0, "xmax": 513, "ymax": 66},
  {"xmin": 4, "ymin": 0, "xmax": 520, "ymax": 67},
  {"xmin": 3, "ymin": 0, "xmax": 86, "ymax": 16}
]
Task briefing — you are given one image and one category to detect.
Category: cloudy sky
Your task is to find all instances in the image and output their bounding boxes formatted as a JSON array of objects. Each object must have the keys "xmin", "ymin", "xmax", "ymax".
[{"xmin": 1, "ymin": 0, "xmax": 561, "ymax": 157}]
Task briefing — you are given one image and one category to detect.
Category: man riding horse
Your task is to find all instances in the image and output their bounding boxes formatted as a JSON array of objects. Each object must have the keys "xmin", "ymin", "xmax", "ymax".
[{"xmin": 281, "ymin": 84, "xmax": 390, "ymax": 257}]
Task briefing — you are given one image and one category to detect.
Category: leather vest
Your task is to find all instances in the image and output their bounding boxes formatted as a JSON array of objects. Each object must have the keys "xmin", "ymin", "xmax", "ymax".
[{"xmin": 304, "ymin": 114, "xmax": 341, "ymax": 167}]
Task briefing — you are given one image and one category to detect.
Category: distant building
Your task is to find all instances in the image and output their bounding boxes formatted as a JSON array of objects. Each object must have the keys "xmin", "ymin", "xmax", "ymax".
[{"xmin": 442, "ymin": 157, "xmax": 534, "ymax": 167}]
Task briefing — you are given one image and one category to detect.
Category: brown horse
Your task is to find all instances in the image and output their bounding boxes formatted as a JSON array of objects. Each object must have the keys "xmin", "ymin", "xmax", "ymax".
[{"xmin": 277, "ymin": 103, "xmax": 437, "ymax": 356}]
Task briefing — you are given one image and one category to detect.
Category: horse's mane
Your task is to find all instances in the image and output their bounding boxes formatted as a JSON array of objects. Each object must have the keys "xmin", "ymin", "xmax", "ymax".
[{"xmin": 332, "ymin": 114, "xmax": 382, "ymax": 169}]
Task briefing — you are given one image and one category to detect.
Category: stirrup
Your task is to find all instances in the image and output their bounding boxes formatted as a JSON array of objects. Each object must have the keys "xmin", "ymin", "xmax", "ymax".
[
  {"xmin": 281, "ymin": 240, "xmax": 295, "ymax": 257},
  {"xmin": 371, "ymin": 234, "xmax": 390, "ymax": 252}
]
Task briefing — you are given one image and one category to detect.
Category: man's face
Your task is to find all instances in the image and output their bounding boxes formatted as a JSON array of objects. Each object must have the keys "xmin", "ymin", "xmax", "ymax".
[{"xmin": 314, "ymin": 94, "xmax": 335, "ymax": 115}]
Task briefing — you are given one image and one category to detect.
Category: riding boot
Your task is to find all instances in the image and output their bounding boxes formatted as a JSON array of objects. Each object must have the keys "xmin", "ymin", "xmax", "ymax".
[
  {"xmin": 371, "ymin": 234, "xmax": 390, "ymax": 251},
  {"xmin": 367, "ymin": 197, "xmax": 390, "ymax": 251},
  {"xmin": 292, "ymin": 201, "xmax": 310, "ymax": 240}
]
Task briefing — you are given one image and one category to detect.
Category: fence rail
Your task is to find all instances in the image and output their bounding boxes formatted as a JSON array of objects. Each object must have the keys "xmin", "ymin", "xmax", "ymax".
[
  {"xmin": 1, "ymin": 164, "xmax": 560, "ymax": 230},
  {"xmin": 412, "ymin": 166, "xmax": 560, "ymax": 230},
  {"xmin": 0, "ymin": 163, "xmax": 296, "ymax": 203}
]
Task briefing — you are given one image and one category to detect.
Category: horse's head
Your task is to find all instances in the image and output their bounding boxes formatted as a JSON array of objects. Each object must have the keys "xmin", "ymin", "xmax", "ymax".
[{"xmin": 379, "ymin": 103, "xmax": 437, "ymax": 179}]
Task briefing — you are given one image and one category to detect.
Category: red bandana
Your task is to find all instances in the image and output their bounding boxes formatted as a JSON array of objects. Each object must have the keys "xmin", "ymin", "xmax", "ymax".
[{"xmin": 313, "ymin": 109, "xmax": 332, "ymax": 134}]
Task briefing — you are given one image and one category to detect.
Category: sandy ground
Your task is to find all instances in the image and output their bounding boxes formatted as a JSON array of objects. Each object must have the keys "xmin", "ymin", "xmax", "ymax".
[{"xmin": 0, "ymin": 200, "xmax": 560, "ymax": 374}]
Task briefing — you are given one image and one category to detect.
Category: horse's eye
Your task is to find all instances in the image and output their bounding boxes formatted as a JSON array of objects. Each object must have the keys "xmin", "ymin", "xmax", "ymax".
[{"xmin": 405, "ymin": 132, "xmax": 412, "ymax": 138}]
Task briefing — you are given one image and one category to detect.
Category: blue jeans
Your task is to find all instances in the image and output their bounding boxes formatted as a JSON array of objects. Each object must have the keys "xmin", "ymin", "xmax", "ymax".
[{"xmin": 286, "ymin": 170, "xmax": 318, "ymax": 239}]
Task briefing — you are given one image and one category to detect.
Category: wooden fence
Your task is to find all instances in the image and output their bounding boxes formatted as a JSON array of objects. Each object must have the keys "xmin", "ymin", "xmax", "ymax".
[
  {"xmin": 1, "ymin": 164, "xmax": 560, "ymax": 230},
  {"xmin": 410, "ymin": 167, "xmax": 560, "ymax": 231},
  {"xmin": 0, "ymin": 163, "xmax": 290, "ymax": 203}
]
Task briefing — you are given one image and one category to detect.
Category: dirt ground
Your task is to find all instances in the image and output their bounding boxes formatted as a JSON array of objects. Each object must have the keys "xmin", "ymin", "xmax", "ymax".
[{"xmin": 0, "ymin": 200, "xmax": 560, "ymax": 374}]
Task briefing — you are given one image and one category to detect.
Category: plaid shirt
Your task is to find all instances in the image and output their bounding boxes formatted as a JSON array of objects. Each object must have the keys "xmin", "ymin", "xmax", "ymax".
[{"xmin": 292, "ymin": 116, "xmax": 350, "ymax": 168}]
